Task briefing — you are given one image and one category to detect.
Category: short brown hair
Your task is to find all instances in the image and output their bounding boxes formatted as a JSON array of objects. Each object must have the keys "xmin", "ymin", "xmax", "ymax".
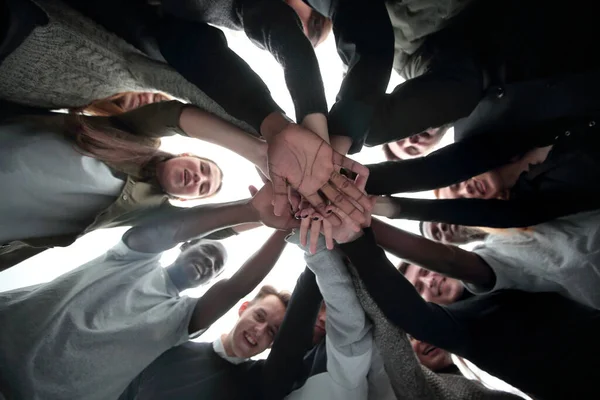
[
  {"xmin": 397, "ymin": 261, "xmax": 410, "ymax": 275},
  {"xmin": 251, "ymin": 285, "xmax": 291, "ymax": 308},
  {"xmin": 307, "ymin": 11, "xmax": 333, "ymax": 47}
]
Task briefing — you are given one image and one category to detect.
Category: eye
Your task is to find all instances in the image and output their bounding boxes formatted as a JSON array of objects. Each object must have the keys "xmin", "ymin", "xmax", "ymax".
[
  {"xmin": 200, "ymin": 162, "xmax": 205, "ymax": 174},
  {"xmin": 420, "ymin": 269, "xmax": 429, "ymax": 277},
  {"xmin": 199, "ymin": 183, "xmax": 208, "ymax": 195}
]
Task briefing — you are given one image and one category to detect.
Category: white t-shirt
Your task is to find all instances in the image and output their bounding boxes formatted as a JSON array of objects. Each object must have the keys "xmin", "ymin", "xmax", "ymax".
[
  {"xmin": 470, "ymin": 209, "xmax": 600, "ymax": 310},
  {"xmin": 0, "ymin": 241, "xmax": 198, "ymax": 400},
  {"xmin": 0, "ymin": 122, "xmax": 125, "ymax": 243}
]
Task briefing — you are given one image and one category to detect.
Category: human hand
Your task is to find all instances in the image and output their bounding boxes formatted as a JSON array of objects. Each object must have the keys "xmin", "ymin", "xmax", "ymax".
[
  {"xmin": 267, "ymin": 125, "xmax": 370, "ymax": 223},
  {"xmin": 299, "ymin": 191, "xmax": 376, "ymax": 253},
  {"xmin": 250, "ymin": 184, "xmax": 299, "ymax": 231}
]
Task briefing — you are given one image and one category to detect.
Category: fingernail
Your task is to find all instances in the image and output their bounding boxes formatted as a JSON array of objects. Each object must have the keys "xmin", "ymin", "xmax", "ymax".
[
  {"xmin": 301, "ymin": 214, "xmax": 308, "ymax": 219},
  {"xmin": 295, "ymin": 215, "xmax": 301, "ymax": 220},
  {"xmin": 312, "ymin": 217, "xmax": 320, "ymax": 221},
  {"xmin": 326, "ymin": 209, "xmax": 332, "ymax": 214}
]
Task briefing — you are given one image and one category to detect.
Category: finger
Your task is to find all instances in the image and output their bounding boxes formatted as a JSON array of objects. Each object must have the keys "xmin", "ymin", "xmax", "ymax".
[
  {"xmin": 322, "ymin": 218, "xmax": 334, "ymax": 250},
  {"xmin": 271, "ymin": 174, "xmax": 289, "ymax": 217},
  {"xmin": 295, "ymin": 206, "xmax": 315, "ymax": 220},
  {"xmin": 329, "ymin": 171, "xmax": 372, "ymax": 214},
  {"xmin": 319, "ymin": 183, "xmax": 366, "ymax": 225},
  {"xmin": 248, "ymin": 185, "xmax": 258, "ymax": 197},
  {"xmin": 288, "ymin": 187, "xmax": 301, "ymax": 213},
  {"xmin": 309, "ymin": 218, "xmax": 322, "ymax": 254},
  {"xmin": 332, "ymin": 152, "xmax": 370, "ymax": 191},
  {"xmin": 302, "ymin": 191, "xmax": 328, "ymax": 216},
  {"xmin": 300, "ymin": 215, "xmax": 312, "ymax": 247},
  {"xmin": 328, "ymin": 205, "xmax": 361, "ymax": 233}
]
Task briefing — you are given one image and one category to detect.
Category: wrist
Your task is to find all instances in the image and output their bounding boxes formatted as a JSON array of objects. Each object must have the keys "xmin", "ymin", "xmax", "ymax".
[
  {"xmin": 335, "ymin": 229, "xmax": 365, "ymax": 245},
  {"xmin": 260, "ymin": 111, "xmax": 292, "ymax": 142}
]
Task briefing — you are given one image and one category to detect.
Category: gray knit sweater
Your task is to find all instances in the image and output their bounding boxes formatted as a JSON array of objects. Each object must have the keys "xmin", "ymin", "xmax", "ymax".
[
  {"xmin": 0, "ymin": 0, "xmax": 255, "ymax": 134},
  {"xmin": 349, "ymin": 268, "xmax": 522, "ymax": 400}
]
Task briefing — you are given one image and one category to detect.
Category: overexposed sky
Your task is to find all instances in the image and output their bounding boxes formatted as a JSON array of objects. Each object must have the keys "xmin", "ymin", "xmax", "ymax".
[{"xmin": 0, "ymin": 25, "xmax": 527, "ymax": 398}]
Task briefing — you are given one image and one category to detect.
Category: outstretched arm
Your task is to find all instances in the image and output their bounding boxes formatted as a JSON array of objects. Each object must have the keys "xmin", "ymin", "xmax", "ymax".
[
  {"xmin": 289, "ymin": 232, "xmax": 373, "ymax": 398},
  {"xmin": 123, "ymin": 183, "xmax": 297, "ymax": 254},
  {"xmin": 328, "ymin": 0, "xmax": 394, "ymax": 154},
  {"xmin": 261, "ymin": 268, "xmax": 323, "ymax": 400},
  {"xmin": 338, "ymin": 228, "xmax": 468, "ymax": 353},
  {"xmin": 188, "ymin": 229, "xmax": 289, "ymax": 334},
  {"xmin": 371, "ymin": 218, "xmax": 494, "ymax": 288},
  {"xmin": 373, "ymin": 192, "xmax": 600, "ymax": 228}
]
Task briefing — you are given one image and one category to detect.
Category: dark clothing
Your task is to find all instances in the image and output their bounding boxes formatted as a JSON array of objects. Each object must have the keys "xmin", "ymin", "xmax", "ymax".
[
  {"xmin": 313, "ymin": 0, "xmax": 394, "ymax": 153},
  {"xmin": 65, "ymin": 0, "xmax": 393, "ymax": 146},
  {"xmin": 340, "ymin": 229, "xmax": 600, "ymax": 400},
  {"xmin": 365, "ymin": 0, "xmax": 600, "ymax": 149},
  {"xmin": 119, "ymin": 341, "xmax": 263, "ymax": 400},
  {"xmin": 161, "ymin": 0, "xmax": 394, "ymax": 152},
  {"xmin": 366, "ymin": 70, "xmax": 600, "ymax": 227},
  {"xmin": 121, "ymin": 269, "xmax": 325, "ymax": 400},
  {"xmin": 0, "ymin": 0, "xmax": 48, "ymax": 67}
]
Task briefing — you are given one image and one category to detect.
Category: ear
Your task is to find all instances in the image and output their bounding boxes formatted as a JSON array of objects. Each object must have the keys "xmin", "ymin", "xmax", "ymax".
[{"xmin": 238, "ymin": 301, "xmax": 250, "ymax": 316}]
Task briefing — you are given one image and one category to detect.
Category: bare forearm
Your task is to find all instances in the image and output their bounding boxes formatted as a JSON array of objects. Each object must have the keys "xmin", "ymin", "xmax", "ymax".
[
  {"xmin": 371, "ymin": 218, "xmax": 494, "ymax": 286},
  {"xmin": 331, "ymin": 135, "xmax": 353, "ymax": 155},
  {"xmin": 260, "ymin": 111, "xmax": 292, "ymax": 142},
  {"xmin": 227, "ymin": 229, "xmax": 289, "ymax": 295},
  {"xmin": 232, "ymin": 222, "xmax": 263, "ymax": 234},
  {"xmin": 124, "ymin": 200, "xmax": 258, "ymax": 253},
  {"xmin": 301, "ymin": 113, "xmax": 329, "ymax": 143},
  {"xmin": 188, "ymin": 229, "xmax": 289, "ymax": 333},
  {"xmin": 180, "ymin": 106, "xmax": 267, "ymax": 167}
]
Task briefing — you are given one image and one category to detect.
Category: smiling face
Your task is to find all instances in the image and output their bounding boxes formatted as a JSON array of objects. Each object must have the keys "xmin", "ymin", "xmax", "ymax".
[
  {"xmin": 226, "ymin": 295, "xmax": 287, "ymax": 358},
  {"xmin": 437, "ymin": 170, "xmax": 507, "ymax": 200},
  {"xmin": 172, "ymin": 239, "xmax": 227, "ymax": 286},
  {"xmin": 115, "ymin": 92, "xmax": 169, "ymax": 112},
  {"xmin": 404, "ymin": 263, "xmax": 463, "ymax": 305},
  {"xmin": 409, "ymin": 336, "xmax": 453, "ymax": 371},
  {"xmin": 386, "ymin": 127, "xmax": 447, "ymax": 159},
  {"xmin": 156, "ymin": 156, "xmax": 222, "ymax": 199},
  {"xmin": 422, "ymin": 221, "xmax": 485, "ymax": 245}
]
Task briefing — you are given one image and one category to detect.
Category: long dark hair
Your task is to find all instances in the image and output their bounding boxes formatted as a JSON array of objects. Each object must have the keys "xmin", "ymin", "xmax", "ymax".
[{"xmin": 63, "ymin": 114, "xmax": 222, "ymax": 195}]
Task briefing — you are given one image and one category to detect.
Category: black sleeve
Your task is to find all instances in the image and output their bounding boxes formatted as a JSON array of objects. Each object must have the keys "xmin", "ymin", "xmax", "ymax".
[
  {"xmin": 379, "ymin": 192, "xmax": 600, "ymax": 228},
  {"xmin": 339, "ymin": 229, "xmax": 468, "ymax": 353},
  {"xmin": 364, "ymin": 125, "xmax": 545, "ymax": 195},
  {"xmin": 240, "ymin": 0, "xmax": 328, "ymax": 123},
  {"xmin": 156, "ymin": 17, "xmax": 282, "ymax": 132},
  {"xmin": 60, "ymin": 0, "xmax": 164, "ymax": 60},
  {"xmin": 1, "ymin": 0, "xmax": 48, "ymax": 65},
  {"xmin": 328, "ymin": 0, "xmax": 395, "ymax": 154},
  {"xmin": 261, "ymin": 268, "xmax": 322, "ymax": 400}
]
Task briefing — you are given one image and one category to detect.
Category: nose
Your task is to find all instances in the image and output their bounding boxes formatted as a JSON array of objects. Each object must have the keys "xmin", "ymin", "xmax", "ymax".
[
  {"xmin": 440, "ymin": 223, "xmax": 449, "ymax": 232},
  {"xmin": 256, "ymin": 322, "xmax": 268, "ymax": 336},
  {"xmin": 458, "ymin": 181, "xmax": 476, "ymax": 198},
  {"xmin": 421, "ymin": 275, "xmax": 437, "ymax": 288},
  {"xmin": 409, "ymin": 134, "xmax": 420, "ymax": 144}
]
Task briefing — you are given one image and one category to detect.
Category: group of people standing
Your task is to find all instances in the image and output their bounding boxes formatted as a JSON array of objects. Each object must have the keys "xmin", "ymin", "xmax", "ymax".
[{"xmin": 1, "ymin": 0, "xmax": 600, "ymax": 399}]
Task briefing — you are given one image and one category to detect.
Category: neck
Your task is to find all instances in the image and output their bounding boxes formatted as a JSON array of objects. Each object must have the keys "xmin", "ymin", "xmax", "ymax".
[{"xmin": 221, "ymin": 333, "xmax": 236, "ymax": 357}]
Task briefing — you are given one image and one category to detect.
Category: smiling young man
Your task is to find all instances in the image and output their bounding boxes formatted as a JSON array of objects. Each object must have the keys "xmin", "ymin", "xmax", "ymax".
[
  {"xmin": 121, "ymin": 285, "xmax": 291, "ymax": 400},
  {"xmin": 0, "ymin": 183, "xmax": 297, "ymax": 400}
]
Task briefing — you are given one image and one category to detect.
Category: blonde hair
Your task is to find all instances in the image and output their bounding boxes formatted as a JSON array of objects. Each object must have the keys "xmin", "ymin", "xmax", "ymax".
[{"xmin": 72, "ymin": 92, "xmax": 173, "ymax": 117}]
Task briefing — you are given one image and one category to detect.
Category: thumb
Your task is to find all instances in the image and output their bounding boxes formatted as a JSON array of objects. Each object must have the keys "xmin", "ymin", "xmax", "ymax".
[{"xmin": 248, "ymin": 185, "xmax": 258, "ymax": 196}]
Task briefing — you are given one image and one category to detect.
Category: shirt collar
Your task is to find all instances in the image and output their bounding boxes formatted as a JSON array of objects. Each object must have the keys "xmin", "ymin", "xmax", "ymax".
[{"xmin": 212, "ymin": 336, "xmax": 248, "ymax": 365}]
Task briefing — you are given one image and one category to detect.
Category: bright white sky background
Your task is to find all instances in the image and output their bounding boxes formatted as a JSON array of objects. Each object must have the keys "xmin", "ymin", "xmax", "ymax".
[{"xmin": 0, "ymin": 28, "xmax": 528, "ymax": 398}]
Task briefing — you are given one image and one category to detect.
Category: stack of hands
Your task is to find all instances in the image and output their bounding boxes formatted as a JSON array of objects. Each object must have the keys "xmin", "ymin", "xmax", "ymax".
[{"xmin": 251, "ymin": 124, "xmax": 374, "ymax": 253}]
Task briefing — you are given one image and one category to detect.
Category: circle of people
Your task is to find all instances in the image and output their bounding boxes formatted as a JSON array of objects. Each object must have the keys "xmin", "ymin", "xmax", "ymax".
[{"xmin": 1, "ymin": 0, "xmax": 599, "ymax": 399}]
